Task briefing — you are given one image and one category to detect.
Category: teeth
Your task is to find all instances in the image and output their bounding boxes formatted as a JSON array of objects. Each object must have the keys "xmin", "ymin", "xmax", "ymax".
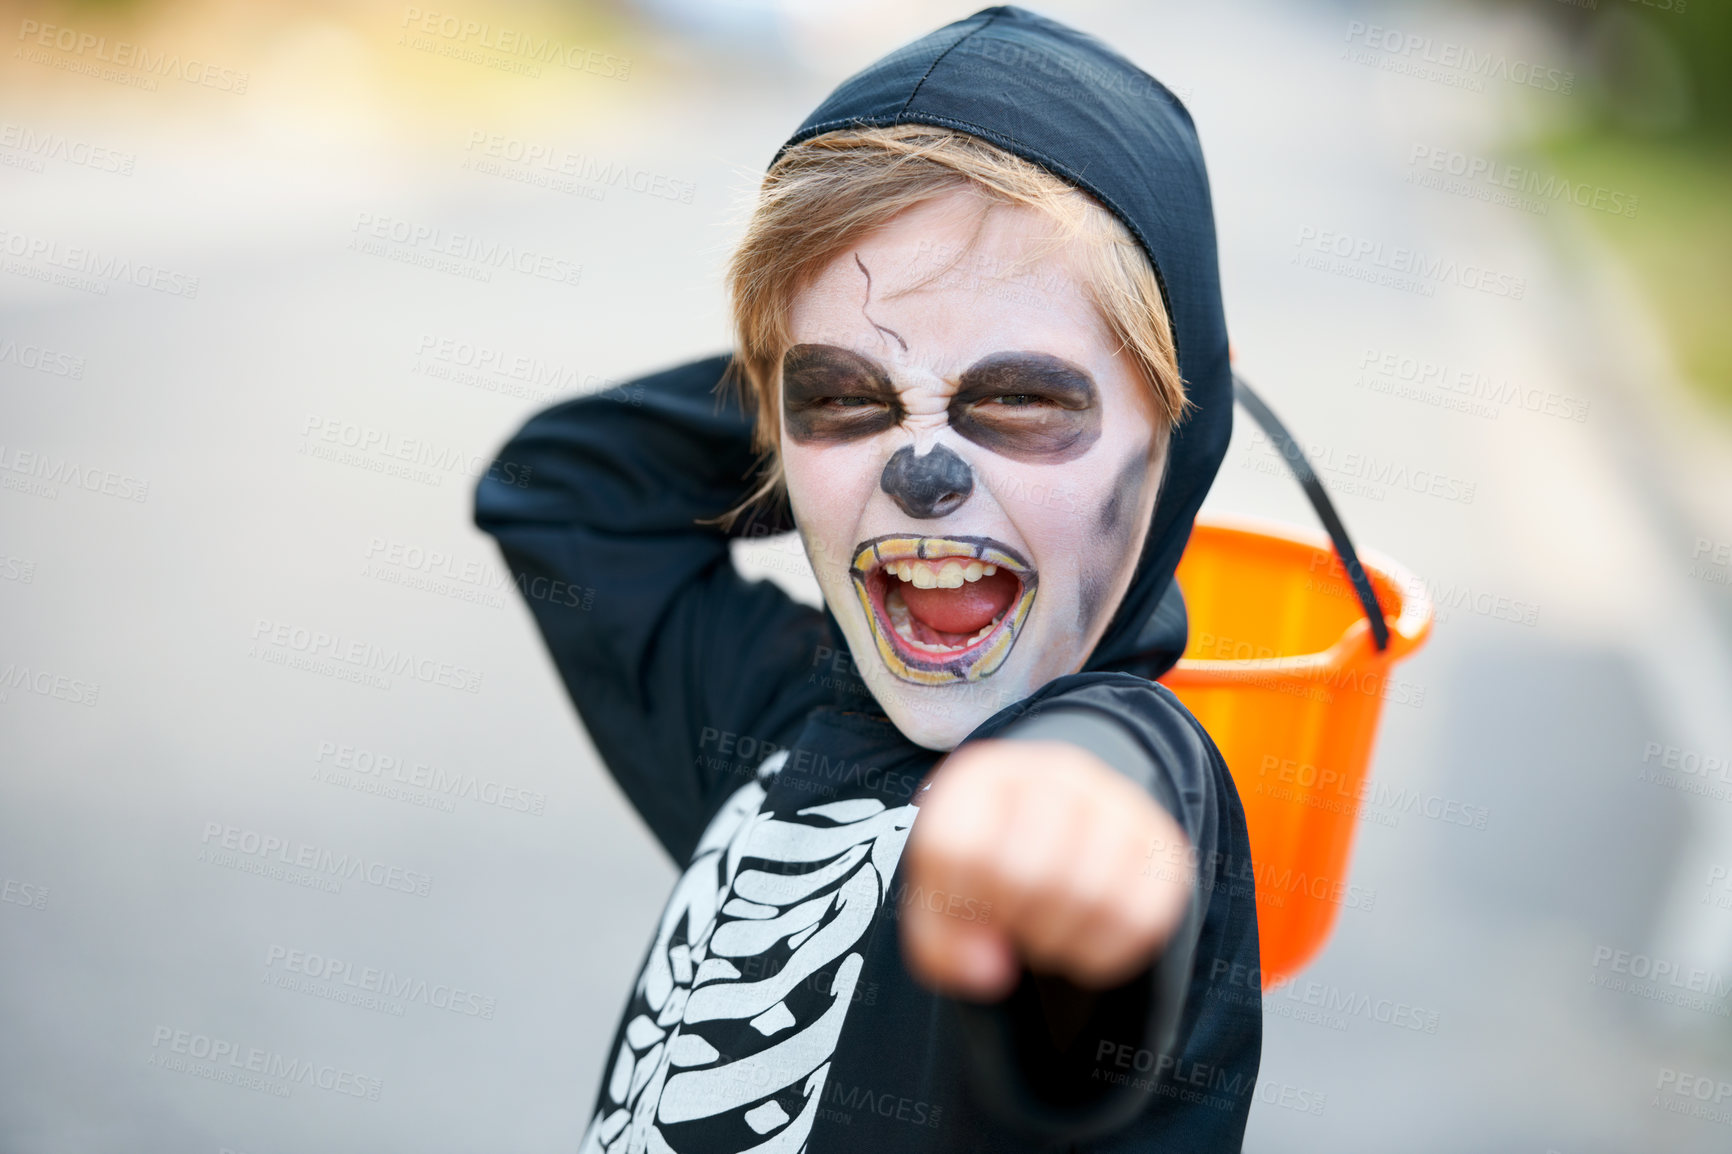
[
  {"xmin": 872, "ymin": 545, "xmax": 1027, "ymax": 662},
  {"xmin": 886, "ymin": 558, "xmax": 1001, "ymax": 585},
  {"xmin": 903, "ymin": 629, "xmax": 958, "ymax": 654}
]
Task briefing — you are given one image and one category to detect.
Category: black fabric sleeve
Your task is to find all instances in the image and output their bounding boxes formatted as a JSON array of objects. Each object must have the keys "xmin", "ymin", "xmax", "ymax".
[
  {"xmin": 473, "ymin": 354, "xmax": 831, "ymax": 863},
  {"xmin": 950, "ymin": 678, "xmax": 1222, "ymax": 1142}
]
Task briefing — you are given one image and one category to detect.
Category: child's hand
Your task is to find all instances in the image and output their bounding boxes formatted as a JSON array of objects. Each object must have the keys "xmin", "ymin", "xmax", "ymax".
[{"xmin": 899, "ymin": 739, "xmax": 1195, "ymax": 1001}]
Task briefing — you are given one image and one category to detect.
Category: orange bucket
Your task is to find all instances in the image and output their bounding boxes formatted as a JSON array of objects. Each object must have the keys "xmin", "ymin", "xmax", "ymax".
[{"xmin": 1159, "ymin": 515, "xmax": 1433, "ymax": 987}]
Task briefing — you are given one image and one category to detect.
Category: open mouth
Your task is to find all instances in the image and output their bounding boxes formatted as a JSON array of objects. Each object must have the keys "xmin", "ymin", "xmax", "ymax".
[{"xmin": 849, "ymin": 535, "xmax": 1038, "ymax": 685}]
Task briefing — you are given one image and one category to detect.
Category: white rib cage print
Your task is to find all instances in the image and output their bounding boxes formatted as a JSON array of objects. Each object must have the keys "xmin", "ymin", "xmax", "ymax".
[{"xmin": 579, "ymin": 750, "xmax": 918, "ymax": 1154}]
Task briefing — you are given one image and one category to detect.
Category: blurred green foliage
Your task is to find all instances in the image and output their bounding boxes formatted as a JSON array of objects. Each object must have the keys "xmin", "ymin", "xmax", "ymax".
[
  {"xmin": 1548, "ymin": 135, "xmax": 1732, "ymax": 407},
  {"xmin": 1644, "ymin": 0, "xmax": 1732, "ymax": 140},
  {"xmin": 1484, "ymin": 0, "xmax": 1731, "ymax": 140},
  {"xmin": 1497, "ymin": 0, "xmax": 1732, "ymax": 408}
]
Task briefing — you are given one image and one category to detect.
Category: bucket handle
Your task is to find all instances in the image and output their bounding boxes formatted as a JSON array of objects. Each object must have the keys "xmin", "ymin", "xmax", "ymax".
[{"xmin": 1232, "ymin": 372, "xmax": 1391, "ymax": 652}]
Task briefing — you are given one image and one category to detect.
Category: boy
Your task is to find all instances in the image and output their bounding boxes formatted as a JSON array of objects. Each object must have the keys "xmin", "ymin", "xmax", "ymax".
[{"xmin": 477, "ymin": 7, "xmax": 1260, "ymax": 1151}]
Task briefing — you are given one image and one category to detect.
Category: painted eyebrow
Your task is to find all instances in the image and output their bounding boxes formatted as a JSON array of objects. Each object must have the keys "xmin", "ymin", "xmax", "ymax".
[
  {"xmin": 948, "ymin": 350, "xmax": 1101, "ymax": 463},
  {"xmin": 781, "ymin": 343, "xmax": 902, "ymax": 444},
  {"xmin": 780, "ymin": 343, "xmax": 897, "ymax": 394},
  {"xmin": 953, "ymin": 351, "xmax": 1096, "ymax": 404}
]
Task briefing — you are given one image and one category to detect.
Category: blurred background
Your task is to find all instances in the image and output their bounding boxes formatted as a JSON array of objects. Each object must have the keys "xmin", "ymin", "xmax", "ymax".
[{"xmin": 3, "ymin": 0, "xmax": 1731, "ymax": 1150}]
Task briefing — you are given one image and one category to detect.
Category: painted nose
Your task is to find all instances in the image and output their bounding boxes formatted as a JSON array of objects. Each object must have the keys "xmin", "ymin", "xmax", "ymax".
[{"xmin": 879, "ymin": 444, "xmax": 974, "ymax": 519}]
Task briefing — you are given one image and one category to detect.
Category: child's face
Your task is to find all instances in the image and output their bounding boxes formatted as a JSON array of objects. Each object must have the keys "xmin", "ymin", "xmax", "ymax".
[{"xmin": 781, "ymin": 192, "xmax": 1167, "ymax": 750}]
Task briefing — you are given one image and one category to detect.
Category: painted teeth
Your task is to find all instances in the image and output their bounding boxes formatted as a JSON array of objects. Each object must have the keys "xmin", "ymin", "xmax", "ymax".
[{"xmin": 888, "ymin": 559, "xmax": 999, "ymax": 586}]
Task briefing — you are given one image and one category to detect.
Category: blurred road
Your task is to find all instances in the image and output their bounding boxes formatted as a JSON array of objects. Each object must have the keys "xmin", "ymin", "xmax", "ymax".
[{"xmin": 3, "ymin": 0, "xmax": 1731, "ymax": 1151}]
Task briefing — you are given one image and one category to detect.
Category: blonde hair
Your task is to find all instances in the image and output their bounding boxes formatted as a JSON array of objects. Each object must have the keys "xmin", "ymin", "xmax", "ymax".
[{"xmin": 725, "ymin": 124, "xmax": 1186, "ymax": 514}]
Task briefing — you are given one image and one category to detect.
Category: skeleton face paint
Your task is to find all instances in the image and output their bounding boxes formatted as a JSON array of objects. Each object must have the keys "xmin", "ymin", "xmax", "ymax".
[{"xmin": 780, "ymin": 192, "xmax": 1170, "ymax": 750}]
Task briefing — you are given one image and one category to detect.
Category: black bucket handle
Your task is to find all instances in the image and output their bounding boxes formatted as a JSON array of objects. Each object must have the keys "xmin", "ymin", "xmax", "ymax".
[{"xmin": 1232, "ymin": 372, "xmax": 1391, "ymax": 652}]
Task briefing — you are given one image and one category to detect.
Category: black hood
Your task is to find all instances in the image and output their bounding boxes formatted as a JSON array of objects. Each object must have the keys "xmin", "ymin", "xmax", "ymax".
[{"xmin": 774, "ymin": 5, "xmax": 1232, "ymax": 681}]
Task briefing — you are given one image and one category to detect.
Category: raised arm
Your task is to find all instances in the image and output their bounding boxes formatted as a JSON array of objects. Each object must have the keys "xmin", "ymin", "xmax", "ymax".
[
  {"xmin": 901, "ymin": 674, "xmax": 1260, "ymax": 1141},
  {"xmin": 474, "ymin": 354, "xmax": 830, "ymax": 862}
]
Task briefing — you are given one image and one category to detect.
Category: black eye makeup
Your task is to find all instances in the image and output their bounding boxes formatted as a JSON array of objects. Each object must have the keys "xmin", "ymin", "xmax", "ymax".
[
  {"xmin": 781, "ymin": 343, "xmax": 903, "ymax": 444},
  {"xmin": 948, "ymin": 351, "xmax": 1101, "ymax": 463}
]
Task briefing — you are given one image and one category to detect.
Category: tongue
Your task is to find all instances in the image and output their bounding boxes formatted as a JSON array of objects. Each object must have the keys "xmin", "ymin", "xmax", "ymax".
[{"xmin": 899, "ymin": 569, "xmax": 1020, "ymax": 635}]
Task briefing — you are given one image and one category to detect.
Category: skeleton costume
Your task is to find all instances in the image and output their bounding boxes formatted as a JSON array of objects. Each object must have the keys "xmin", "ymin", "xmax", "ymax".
[{"xmin": 476, "ymin": 8, "xmax": 1261, "ymax": 1152}]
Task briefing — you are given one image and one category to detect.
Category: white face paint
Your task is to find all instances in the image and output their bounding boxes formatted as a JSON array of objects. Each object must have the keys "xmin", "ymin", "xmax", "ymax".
[{"xmin": 780, "ymin": 192, "xmax": 1169, "ymax": 750}]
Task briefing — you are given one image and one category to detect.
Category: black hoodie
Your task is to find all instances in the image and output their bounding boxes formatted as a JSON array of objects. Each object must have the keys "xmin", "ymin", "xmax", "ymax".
[{"xmin": 476, "ymin": 7, "xmax": 1260, "ymax": 1151}]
